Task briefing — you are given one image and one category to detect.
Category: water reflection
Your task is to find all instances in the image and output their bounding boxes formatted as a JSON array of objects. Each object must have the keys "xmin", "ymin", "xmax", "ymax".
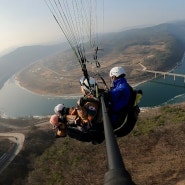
[
  {"xmin": 0, "ymin": 77, "xmax": 79, "ymax": 118},
  {"xmin": 137, "ymin": 57, "xmax": 185, "ymax": 107},
  {"xmin": 1, "ymin": 55, "xmax": 185, "ymax": 117}
]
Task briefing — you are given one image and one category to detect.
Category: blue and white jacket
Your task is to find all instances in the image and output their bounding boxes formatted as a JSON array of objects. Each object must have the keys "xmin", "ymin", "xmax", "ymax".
[{"xmin": 108, "ymin": 77, "xmax": 131, "ymax": 122}]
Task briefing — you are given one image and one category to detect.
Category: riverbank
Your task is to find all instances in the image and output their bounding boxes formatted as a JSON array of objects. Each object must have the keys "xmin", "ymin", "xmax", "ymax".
[
  {"xmin": 15, "ymin": 70, "xmax": 150, "ymax": 97},
  {"xmin": 1, "ymin": 56, "xmax": 184, "ymax": 118},
  {"xmin": 14, "ymin": 75, "xmax": 81, "ymax": 98},
  {"xmin": 15, "ymin": 55, "xmax": 183, "ymax": 97}
]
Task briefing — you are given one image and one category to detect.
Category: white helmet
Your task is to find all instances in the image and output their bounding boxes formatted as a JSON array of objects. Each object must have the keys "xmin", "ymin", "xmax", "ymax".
[
  {"xmin": 54, "ymin": 104, "xmax": 64, "ymax": 114},
  {"xmin": 79, "ymin": 76, "xmax": 97, "ymax": 92},
  {"xmin": 109, "ymin": 67, "xmax": 126, "ymax": 77}
]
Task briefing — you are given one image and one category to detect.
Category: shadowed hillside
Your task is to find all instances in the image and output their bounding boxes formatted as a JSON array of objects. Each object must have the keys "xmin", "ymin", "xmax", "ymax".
[
  {"xmin": 0, "ymin": 43, "xmax": 68, "ymax": 89},
  {"xmin": 0, "ymin": 103, "xmax": 185, "ymax": 185}
]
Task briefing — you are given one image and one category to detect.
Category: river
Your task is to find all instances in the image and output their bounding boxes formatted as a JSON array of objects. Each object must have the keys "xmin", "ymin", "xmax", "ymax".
[
  {"xmin": 137, "ymin": 54, "xmax": 185, "ymax": 107},
  {"xmin": 0, "ymin": 56, "xmax": 185, "ymax": 118},
  {"xmin": 0, "ymin": 78, "xmax": 79, "ymax": 118}
]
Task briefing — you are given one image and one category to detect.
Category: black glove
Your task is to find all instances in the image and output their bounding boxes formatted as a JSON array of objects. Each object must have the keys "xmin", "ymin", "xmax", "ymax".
[
  {"xmin": 78, "ymin": 97, "xmax": 86, "ymax": 106},
  {"xmin": 61, "ymin": 107, "xmax": 69, "ymax": 115},
  {"xmin": 59, "ymin": 115, "xmax": 67, "ymax": 123}
]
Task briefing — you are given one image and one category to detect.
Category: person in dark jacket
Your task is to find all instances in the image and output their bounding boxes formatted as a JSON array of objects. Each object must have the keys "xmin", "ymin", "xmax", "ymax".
[{"xmin": 107, "ymin": 66, "xmax": 131, "ymax": 129}]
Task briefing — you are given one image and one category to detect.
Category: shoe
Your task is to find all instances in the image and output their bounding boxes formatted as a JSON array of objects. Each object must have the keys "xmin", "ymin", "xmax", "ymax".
[{"xmin": 57, "ymin": 123, "xmax": 67, "ymax": 137}]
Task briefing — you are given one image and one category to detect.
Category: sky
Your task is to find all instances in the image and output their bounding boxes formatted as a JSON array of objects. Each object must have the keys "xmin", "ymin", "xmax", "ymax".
[{"xmin": 1, "ymin": 0, "xmax": 185, "ymax": 55}]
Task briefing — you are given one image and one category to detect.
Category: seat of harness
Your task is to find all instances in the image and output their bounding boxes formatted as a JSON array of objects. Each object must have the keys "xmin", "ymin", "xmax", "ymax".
[{"xmin": 113, "ymin": 87, "xmax": 142, "ymax": 130}]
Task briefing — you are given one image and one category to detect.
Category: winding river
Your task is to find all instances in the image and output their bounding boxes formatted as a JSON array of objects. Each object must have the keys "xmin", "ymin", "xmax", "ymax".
[{"xmin": 0, "ymin": 56, "xmax": 185, "ymax": 118}]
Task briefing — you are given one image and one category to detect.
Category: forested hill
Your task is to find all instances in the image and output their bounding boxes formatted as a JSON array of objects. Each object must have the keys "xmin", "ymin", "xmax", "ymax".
[
  {"xmin": 16, "ymin": 21, "xmax": 185, "ymax": 95},
  {"xmin": 101, "ymin": 21, "xmax": 185, "ymax": 70},
  {"xmin": 103, "ymin": 20, "xmax": 185, "ymax": 49},
  {"xmin": 0, "ymin": 43, "xmax": 68, "ymax": 89},
  {"xmin": 1, "ymin": 103, "xmax": 185, "ymax": 185}
]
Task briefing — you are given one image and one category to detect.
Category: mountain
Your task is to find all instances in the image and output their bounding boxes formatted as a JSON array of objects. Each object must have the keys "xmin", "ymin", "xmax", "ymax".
[
  {"xmin": 16, "ymin": 21, "xmax": 185, "ymax": 95},
  {"xmin": 1, "ymin": 20, "xmax": 185, "ymax": 94},
  {"xmin": 0, "ymin": 43, "xmax": 68, "ymax": 89},
  {"xmin": 1, "ymin": 21, "xmax": 185, "ymax": 184}
]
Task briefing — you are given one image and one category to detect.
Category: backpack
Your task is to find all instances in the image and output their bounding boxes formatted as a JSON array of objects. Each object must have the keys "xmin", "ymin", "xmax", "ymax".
[{"xmin": 113, "ymin": 86, "xmax": 142, "ymax": 137}]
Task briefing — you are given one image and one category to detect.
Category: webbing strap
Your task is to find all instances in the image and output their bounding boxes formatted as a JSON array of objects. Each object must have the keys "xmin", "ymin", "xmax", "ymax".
[{"xmin": 113, "ymin": 114, "xmax": 128, "ymax": 132}]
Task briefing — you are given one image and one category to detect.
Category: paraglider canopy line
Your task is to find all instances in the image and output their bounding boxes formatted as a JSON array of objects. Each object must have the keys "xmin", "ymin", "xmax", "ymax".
[
  {"xmin": 44, "ymin": 0, "xmax": 104, "ymax": 66},
  {"xmin": 44, "ymin": 0, "xmax": 106, "ymax": 92}
]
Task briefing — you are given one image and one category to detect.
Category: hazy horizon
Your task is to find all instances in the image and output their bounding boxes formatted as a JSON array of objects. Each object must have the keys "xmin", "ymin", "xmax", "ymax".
[{"xmin": 1, "ymin": 0, "xmax": 185, "ymax": 55}]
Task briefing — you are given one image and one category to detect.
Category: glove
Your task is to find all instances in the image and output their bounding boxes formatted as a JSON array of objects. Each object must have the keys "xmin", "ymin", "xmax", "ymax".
[
  {"xmin": 61, "ymin": 107, "xmax": 69, "ymax": 115},
  {"xmin": 59, "ymin": 115, "xmax": 67, "ymax": 123},
  {"xmin": 77, "ymin": 97, "xmax": 86, "ymax": 106}
]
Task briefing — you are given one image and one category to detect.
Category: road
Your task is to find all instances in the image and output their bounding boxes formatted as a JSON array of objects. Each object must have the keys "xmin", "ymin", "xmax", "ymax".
[
  {"xmin": 0, "ymin": 132, "xmax": 25, "ymax": 174},
  {"xmin": 0, "ymin": 120, "xmax": 49, "ymax": 175}
]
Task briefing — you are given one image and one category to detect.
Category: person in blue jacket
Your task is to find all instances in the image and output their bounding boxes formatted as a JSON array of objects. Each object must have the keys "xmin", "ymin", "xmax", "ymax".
[{"xmin": 107, "ymin": 66, "xmax": 131, "ymax": 129}]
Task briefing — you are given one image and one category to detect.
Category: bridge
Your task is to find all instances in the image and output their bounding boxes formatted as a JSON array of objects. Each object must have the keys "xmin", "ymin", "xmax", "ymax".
[{"xmin": 139, "ymin": 63, "xmax": 185, "ymax": 83}]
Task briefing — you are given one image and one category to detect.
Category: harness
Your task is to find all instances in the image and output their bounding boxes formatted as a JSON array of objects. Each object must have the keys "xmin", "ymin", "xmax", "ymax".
[{"xmin": 113, "ymin": 86, "xmax": 142, "ymax": 132}]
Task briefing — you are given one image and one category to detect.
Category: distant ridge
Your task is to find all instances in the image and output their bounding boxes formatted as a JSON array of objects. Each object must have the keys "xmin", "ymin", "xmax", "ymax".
[
  {"xmin": 0, "ymin": 43, "xmax": 68, "ymax": 89},
  {"xmin": 1, "ymin": 20, "xmax": 185, "ymax": 91}
]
